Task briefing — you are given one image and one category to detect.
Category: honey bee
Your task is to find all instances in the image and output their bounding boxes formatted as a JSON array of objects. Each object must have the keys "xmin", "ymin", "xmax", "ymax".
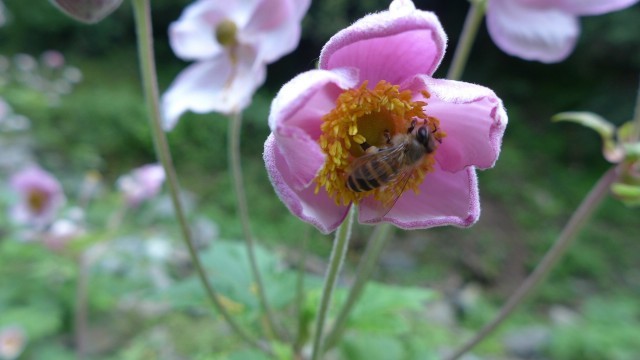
[{"xmin": 346, "ymin": 119, "xmax": 440, "ymax": 201}]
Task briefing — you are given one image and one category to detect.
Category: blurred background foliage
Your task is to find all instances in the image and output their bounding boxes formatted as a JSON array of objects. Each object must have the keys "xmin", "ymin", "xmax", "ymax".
[{"xmin": 1, "ymin": 0, "xmax": 639, "ymax": 359}]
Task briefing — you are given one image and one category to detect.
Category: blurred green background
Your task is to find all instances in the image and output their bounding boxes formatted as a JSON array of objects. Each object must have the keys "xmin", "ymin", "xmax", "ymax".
[{"xmin": 1, "ymin": 0, "xmax": 639, "ymax": 359}]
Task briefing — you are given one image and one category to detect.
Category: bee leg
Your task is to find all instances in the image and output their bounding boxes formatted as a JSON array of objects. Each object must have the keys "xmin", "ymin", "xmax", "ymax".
[
  {"xmin": 383, "ymin": 129, "xmax": 391, "ymax": 145},
  {"xmin": 408, "ymin": 119, "xmax": 417, "ymax": 134}
]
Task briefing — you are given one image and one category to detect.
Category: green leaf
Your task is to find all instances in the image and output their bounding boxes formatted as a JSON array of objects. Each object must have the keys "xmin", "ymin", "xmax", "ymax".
[
  {"xmin": 0, "ymin": 305, "xmax": 62, "ymax": 341},
  {"xmin": 346, "ymin": 283, "xmax": 435, "ymax": 335},
  {"xmin": 552, "ymin": 112, "xmax": 623, "ymax": 162},
  {"xmin": 340, "ymin": 333, "xmax": 405, "ymax": 360}
]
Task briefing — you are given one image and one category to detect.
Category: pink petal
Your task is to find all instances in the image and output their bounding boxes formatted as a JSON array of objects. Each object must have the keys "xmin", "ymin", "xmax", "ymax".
[
  {"xmin": 319, "ymin": 1, "xmax": 446, "ymax": 86},
  {"xmin": 519, "ymin": 0, "xmax": 640, "ymax": 15},
  {"xmin": 359, "ymin": 164, "xmax": 480, "ymax": 229},
  {"xmin": 242, "ymin": 0, "xmax": 310, "ymax": 63},
  {"xmin": 264, "ymin": 134, "xmax": 350, "ymax": 234},
  {"xmin": 161, "ymin": 47, "xmax": 265, "ymax": 130},
  {"xmin": 404, "ymin": 76, "xmax": 508, "ymax": 172},
  {"xmin": 269, "ymin": 68, "xmax": 359, "ymax": 189},
  {"xmin": 169, "ymin": 1, "xmax": 226, "ymax": 60},
  {"xmin": 487, "ymin": 0, "xmax": 579, "ymax": 63}
]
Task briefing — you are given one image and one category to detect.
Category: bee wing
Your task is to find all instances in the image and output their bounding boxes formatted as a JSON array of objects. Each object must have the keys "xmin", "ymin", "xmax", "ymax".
[
  {"xmin": 348, "ymin": 143, "xmax": 416, "ymax": 221},
  {"xmin": 366, "ymin": 163, "xmax": 415, "ymax": 221}
]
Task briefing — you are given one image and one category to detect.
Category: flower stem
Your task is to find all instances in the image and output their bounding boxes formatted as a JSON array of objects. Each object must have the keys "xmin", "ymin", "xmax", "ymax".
[
  {"xmin": 310, "ymin": 208, "xmax": 355, "ymax": 360},
  {"xmin": 131, "ymin": 0, "xmax": 268, "ymax": 353},
  {"xmin": 446, "ymin": 0, "xmax": 487, "ymax": 81},
  {"xmin": 74, "ymin": 255, "xmax": 89, "ymax": 360},
  {"xmin": 228, "ymin": 111, "xmax": 284, "ymax": 340},
  {"xmin": 632, "ymin": 76, "xmax": 640, "ymax": 141},
  {"xmin": 444, "ymin": 165, "xmax": 620, "ymax": 360},
  {"xmin": 323, "ymin": 222, "xmax": 392, "ymax": 350},
  {"xmin": 293, "ymin": 226, "xmax": 311, "ymax": 354}
]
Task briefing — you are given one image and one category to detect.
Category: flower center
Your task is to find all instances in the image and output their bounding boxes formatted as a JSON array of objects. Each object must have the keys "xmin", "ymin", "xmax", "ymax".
[
  {"xmin": 314, "ymin": 80, "xmax": 446, "ymax": 206},
  {"xmin": 27, "ymin": 188, "xmax": 48, "ymax": 214},
  {"xmin": 215, "ymin": 19, "xmax": 238, "ymax": 48}
]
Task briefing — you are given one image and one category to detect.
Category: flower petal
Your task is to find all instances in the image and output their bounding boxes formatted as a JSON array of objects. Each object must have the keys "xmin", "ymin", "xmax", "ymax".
[
  {"xmin": 269, "ymin": 68, "xmax": 359, "ymax": 189},
  {"xmin": 519, "ymin": 0, "xmax": 640, "ymax": 16},
  {"xmin": 487, "ymin": 0, "xmax": 579, "ymax": 63},
  {"xmin": 359, "ymin": 164, "xmax": 480, "ymax": 229},
  {"xmin": 319, "ymin": 0, "xmax": 446, "ymax": 85},
  {"xmin": 243, "ymin": 0, "xmax": 311, "ymax": 63},
  {"xmin": 264, "ymin": 134, "xmax": 350, "ymax": 234},
  {"xmin": 161, "ymin": 48, "xmax": 265, "ymax": 130},
  {"xmin": 405, "ymin": 76, "xmax": 508, "ymax": 172},
  {"xmin": 169, "ymin": 1, "xmax": 226, "ymax": 60}
]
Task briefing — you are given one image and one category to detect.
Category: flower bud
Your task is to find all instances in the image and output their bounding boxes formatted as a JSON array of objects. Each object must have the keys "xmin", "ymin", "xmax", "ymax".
[{"xmin": 49, "ymin": 0, "xmax": 123, "ymax": 24}]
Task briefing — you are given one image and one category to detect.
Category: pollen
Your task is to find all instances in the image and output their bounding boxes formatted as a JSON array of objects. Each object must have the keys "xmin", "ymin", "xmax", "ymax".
[{"xmin": 314, "ymin": 80, "xmax": 446, "ymax": 206}]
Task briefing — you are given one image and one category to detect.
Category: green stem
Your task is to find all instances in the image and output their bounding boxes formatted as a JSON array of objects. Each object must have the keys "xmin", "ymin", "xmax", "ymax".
[
  {"xmin": 310, "ymin": 208, "xmax": 355, "ymax": 360},
  {"xmin": 323, "ymin": 223, "xmax": 392, "ymax": 350},
  {"xmin": 131, "ymin": 0, "xmax": 267, "ymax": 353},
  {"xmin": 74, "ymin": 255, "xmax": 89, "ymax": 360},
  {"xmin": 444, "ymin": 165, "xmax": 620, "ymax": 360},
  {"xmin": 632, "ymin": 76, "xmax": 640, "ymax": 141},
  {"xmin": 293, "ymin": 226, "xmax": 311, "ymax": 354},
  {"xmin": 228, "ymin": 111, "xmax": 283, "ymax": 340},
  {"xmin": 446, "ymin": 0, "xmax": 487, "ymax": 81}
]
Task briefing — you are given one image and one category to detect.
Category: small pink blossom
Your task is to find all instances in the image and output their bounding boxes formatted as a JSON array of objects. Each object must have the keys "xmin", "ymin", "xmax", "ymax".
[
  {"xmin": 117, "ymin": 164, "xmax": 166, "ymax": 207},
  {"xmin": 487, "ymin": 0, "xmax": 640, "ymax": 63},
  {"xmin": 161, "ymin": 0, "xmax": 311, "ymax": 130},
  {"xmin": 0, "ymin": 326, "xmax": 27, "ymax": 360},
  {"xmin": 43, "ymin": 218, "xmax": 85, "ymax": 251},
  {"xmin": 9, "ymin": 166, "xmax": 65, "ymax": 227},
  {"xmin": 264, "ymin": 0, "xmax": 508, "ymax": 234},
  {"xmin": 41, "ymin": 50, "xmax": 65, "ymax": 69}
]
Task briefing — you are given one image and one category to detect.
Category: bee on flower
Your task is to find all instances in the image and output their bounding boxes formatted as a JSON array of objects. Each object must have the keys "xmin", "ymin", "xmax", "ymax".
[{"xmin": 264, "ymin": 0, "xmax": 508, "ymax": 233}]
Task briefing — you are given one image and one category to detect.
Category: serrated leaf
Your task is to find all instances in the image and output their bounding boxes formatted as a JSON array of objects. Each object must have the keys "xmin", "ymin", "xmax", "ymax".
[
  {"xmin": 552, "ymin": 112, "xmax": 623, "ymax": 162},
  {"xmin": 49, "ymin": 0, "xmax": 123, "ymax": 24}
]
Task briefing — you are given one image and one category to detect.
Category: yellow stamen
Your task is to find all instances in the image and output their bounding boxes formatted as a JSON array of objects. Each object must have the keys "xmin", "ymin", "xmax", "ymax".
[{"xmin": 314, "ymin": 80, "xmax": 447, "ymax": 206}]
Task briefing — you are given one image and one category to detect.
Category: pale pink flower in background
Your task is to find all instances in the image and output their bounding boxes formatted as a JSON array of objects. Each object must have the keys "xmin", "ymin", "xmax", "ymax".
[
  {"xmin": 117, "ymin": 164, "xmax": 166, "ymax": 207},
  {"xmin": 41, "ymin": 50, "xmax": 65, "ymax": 69},
  {"xmin": 43, "ymin": 218, "xmax": 86, "ymax": 251},
  {"xmin": 487, "ymin": 0, "xmax": 640, "ymax": 63},
  {"xmin": 9, "ymin": 166, "xmax": 65, "ymax": 227},
  {"xmin": 161, "ymin": 0, "xmax": 311, "ymax": 130},
  {"xmin": 264, "ymin": 0, "xmax": 508, "ymax": 234},
  {"xmin": 0, "ymin": 326, "xmax": 27, "ymax": 360}
]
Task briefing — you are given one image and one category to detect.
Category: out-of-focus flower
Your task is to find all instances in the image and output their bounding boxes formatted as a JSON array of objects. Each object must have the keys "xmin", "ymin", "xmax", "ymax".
[
  {"xmin": 264, "ymin": 0, "xmax": 508, "ymax": 234},
  {"xmin": 43, "ymin": 217, "xmax": 85, "ymax": 251},
  {"xmin": 161, "ymin": 0, "xmax": 311, "ymax": 130},
  {"xmin": 117, "ymin": 164, "xmax": 166, "ymax": 207},
  {"xmin": 41, "ymin": 50, "xmax": 65, "ymax": 69},
  {"xmin": 50, "ymin": 0, "xmax": 124, "ymax": 24},
  {"xmin": 486, "ymin": 0, "xmax": 640, "ymax": 63},
  {"xmin": 9, "ymin": 166, "xmax": 65, "ymax": 227},
  {"xmin": 0, "ymin": 326, "xmax": 27, "ymax": 360}
]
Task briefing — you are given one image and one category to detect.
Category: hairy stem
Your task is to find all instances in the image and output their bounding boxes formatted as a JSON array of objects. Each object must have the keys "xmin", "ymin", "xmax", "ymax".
[
  {"xmin": 74, "ymin": 255, "xmax": 89, "ymax": 360},
  {"xmin": 131, "ymin": 0, "xmax": 267, "ymax": 353},
  {"xmin": 445, "ymin": 165, "xmax": 620, "ymax": 360},
  {"xmin": 323, "ymin": 223, "xmax": 392, "ymax": 349},
  {"xmin": 446, "ymin": 0, "xmax": 487, "ymax": 81},
  {"xmin": 228, "ymin": 111, "xmax": 284, "ymax": 340},
  {"xmin": 310, "ymin": 209, "xmax": 355, "ymax": 360}
]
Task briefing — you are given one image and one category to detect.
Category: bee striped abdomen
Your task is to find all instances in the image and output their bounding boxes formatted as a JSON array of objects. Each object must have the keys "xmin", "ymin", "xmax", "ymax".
[{"xmin": 347, "ymin": 156, "xmax": 396, "ymax": 192}]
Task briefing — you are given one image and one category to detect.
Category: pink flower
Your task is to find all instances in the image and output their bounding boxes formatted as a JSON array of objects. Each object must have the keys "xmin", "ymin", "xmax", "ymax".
[
  {"xmin": 0, "ymin": 326, "xmax": 27, "ymax": 360},
  {"xmin": 487, "ymin": 0, "xmax": 640, "ymax": 63},
  {"xmin": 9, "ymin": 166, "xmax": 65, "ymax": 227},
  {"xmin": 161, "ymin": 0, "xmax": 311, "ymax": 130},
  {"xmin": 264, "ymin": 0, "xmax": 508, "ymax": 234},
  {"xmin": 117, "ymin": 164, "xmax": 166, "ymax": 207}
]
